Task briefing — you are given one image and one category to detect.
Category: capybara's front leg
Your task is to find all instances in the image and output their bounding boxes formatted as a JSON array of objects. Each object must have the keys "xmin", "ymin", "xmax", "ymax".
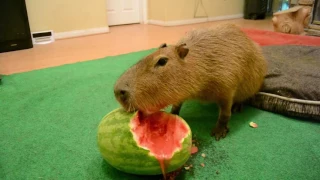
[{"xmin": 211, "ymin": 99, "xmax": 232, "ymax": 141}]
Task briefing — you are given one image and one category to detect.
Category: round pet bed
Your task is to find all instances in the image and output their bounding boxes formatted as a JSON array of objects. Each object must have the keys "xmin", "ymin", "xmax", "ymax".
[{"xmin": 248, "ymin": 45, "xmax": 320, "ymax": 121}]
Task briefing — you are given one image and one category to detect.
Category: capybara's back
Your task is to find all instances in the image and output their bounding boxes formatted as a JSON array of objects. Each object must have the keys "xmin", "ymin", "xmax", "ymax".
[{"xmin": 176, "ymin": 23, "xmax": 267, "ymax": 104}]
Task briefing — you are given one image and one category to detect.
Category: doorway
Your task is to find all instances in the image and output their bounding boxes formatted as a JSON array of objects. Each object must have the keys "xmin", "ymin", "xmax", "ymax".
[{"xmin": 107, "ymin": 0, "xmax": 147, "ymax": 26}]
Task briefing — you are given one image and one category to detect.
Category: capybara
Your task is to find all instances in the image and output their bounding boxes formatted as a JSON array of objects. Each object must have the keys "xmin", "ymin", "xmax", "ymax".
[{"xmin": 114, "ymin": 23, "xmax": 267, "ymax": 140}]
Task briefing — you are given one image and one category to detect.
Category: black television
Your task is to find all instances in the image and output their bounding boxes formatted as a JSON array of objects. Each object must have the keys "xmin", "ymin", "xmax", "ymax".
[{"xmin": 0, "ymin": 0, "xmax": 33, "ymax": 53}]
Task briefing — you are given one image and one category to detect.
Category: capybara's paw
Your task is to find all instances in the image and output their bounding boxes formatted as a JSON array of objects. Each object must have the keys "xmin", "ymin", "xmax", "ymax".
[{"xmin": 211, "ymin": 126, "xmax": 229, "ymax": 141}]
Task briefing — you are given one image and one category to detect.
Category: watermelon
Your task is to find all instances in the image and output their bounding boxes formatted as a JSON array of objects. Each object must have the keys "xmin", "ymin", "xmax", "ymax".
[{"xmin": 97, "ymin": 108, "xmax": 192, "ymax": 175}]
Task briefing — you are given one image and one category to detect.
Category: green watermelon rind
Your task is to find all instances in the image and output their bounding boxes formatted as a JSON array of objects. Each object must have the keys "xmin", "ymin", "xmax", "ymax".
[{"xmin": 97, "ymin": 108, "xmax": 192, "ymax": 175}]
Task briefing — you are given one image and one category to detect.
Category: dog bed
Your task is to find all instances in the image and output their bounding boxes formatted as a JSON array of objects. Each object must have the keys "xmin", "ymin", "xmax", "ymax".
[{"xmin": 248, "ymin": 45, "xmax": 320, "ymax": 121}]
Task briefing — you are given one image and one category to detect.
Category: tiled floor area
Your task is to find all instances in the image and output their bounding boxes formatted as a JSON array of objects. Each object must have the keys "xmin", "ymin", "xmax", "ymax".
[{"xmin": 0, "ymin": 18, "xmax": 273, "ymax": 75}]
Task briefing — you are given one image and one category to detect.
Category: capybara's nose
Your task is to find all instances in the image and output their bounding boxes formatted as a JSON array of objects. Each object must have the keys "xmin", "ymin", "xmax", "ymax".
[{"xmin": 114, "ymin": 89, "xmax": 129, "ymax": 103}]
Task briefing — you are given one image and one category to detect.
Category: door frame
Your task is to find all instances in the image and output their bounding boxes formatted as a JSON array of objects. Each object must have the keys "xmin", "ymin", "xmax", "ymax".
[{"xmin": 140, "ymin": 0, "xmax": 148, "ymax": 24}]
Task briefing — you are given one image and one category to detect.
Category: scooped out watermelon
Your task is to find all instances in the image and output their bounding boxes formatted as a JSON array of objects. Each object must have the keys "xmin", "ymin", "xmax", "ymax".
[{"xmin": 97, "ymin": 108, "xmax": 192, "ymax": 175}]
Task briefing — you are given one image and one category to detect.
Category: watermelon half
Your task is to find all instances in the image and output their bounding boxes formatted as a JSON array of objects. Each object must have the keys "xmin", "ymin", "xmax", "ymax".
[{"xmin": 97, "ymin": 108, "xmax": 192, "ymax": 175}]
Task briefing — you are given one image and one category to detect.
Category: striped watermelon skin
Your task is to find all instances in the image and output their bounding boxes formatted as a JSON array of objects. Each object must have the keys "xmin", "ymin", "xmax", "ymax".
[{"xmin": 97, "ymin": 108, "xmax": 192, "ymax": 175}]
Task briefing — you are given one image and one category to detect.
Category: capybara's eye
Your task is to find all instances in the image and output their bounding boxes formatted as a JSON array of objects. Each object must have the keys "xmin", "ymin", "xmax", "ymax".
[{"xmin": 156, "ymin": 57, "xmax": 168, "ymax": 67}]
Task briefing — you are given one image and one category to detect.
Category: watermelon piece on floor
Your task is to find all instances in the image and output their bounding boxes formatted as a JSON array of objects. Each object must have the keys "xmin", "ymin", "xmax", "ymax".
[{"xmin": 97, "ymin": 108, "xmax": 192, "ymax": 176}]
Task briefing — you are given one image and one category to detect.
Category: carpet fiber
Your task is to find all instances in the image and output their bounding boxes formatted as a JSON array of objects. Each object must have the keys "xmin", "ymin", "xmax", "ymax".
[{"xmin": 1, "ymin": 32, "xmax": 320, "ymax": 180}]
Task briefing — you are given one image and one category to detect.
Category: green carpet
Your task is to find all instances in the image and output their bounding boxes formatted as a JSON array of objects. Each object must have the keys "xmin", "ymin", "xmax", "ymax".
[{"xmin": 1, "ymin": 49, "xmax": 319, "ymax": 180}]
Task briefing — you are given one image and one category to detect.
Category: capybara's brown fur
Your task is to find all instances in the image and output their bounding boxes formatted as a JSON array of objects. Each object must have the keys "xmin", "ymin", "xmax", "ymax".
[{"xmin": 114, "ymin": 23, "xmax": 267, "ymax": 140}]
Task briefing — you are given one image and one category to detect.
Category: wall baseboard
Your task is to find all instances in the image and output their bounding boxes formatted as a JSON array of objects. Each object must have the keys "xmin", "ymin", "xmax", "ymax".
[
  {"xmin": 54, "ymin": 26, "xmax": 110, "ymax": 39},
  {"xmin": 207, "ymin": 14, "xmax": 244, "ymax": 22},
  {"xmin": 53, "ymin": 14, "xmax": 242, "ymax": 39},
  {"xmin": 148, "ymin": 14, "xmax": 244, "ymax": 26}
]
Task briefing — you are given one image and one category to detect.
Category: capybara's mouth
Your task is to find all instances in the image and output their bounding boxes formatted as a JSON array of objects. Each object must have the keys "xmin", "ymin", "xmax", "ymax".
[
  {"xmin": 116, "ymin": 100, "xmax": 137, "ymax": 113},
  {"xmin": 121, "ymin": 106, "xmax": 157, "ymax": 117},
  {"xmin": 137, "ymin": 109, "xmax": 163, "ymax": 120},
  {"xmin": 139, "ymin": 105, "xmax": 169, "ymax": 116},
  {"xmin": 117, "ymin": 98, "xmax": 168, "ymax": 116}
]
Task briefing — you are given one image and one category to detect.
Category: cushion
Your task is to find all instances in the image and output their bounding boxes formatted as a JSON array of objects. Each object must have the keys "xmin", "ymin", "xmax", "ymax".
[{"xmin": 248, "ymin": 45, "xmax": 320, "ymax": 121}]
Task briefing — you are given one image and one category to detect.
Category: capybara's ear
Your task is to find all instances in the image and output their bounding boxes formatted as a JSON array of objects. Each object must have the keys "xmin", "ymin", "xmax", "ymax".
[
  {"xmin": 159, "ymin": 43, "xmax": 167, "ymax": 48},
  {"xmin": 176, "ymin": 43, "xmax": 189, "ymax": 59}
]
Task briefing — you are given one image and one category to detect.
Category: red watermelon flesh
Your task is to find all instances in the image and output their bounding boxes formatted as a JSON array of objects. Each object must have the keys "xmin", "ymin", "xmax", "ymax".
[{"xmin": 130, "ymin": 111, "xmax": 190, "ymax": 175}]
